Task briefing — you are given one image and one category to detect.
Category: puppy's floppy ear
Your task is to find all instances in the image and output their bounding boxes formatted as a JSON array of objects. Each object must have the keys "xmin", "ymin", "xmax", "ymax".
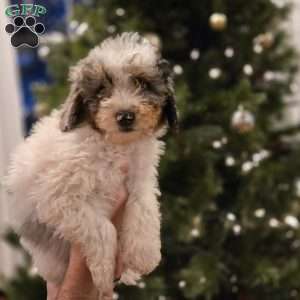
[
  {"xmin": 60, "ymin": 85, "xmax": 85, "ymax": 132},
  {"xmin": 158, "ymin": 59, "xmax": 179, "ymax": 133}
]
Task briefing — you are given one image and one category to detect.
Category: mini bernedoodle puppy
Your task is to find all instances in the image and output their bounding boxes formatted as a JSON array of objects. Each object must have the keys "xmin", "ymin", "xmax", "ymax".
[{"xmin": 5, "ymin": 32, "xmax": 178, "ymax": 299}]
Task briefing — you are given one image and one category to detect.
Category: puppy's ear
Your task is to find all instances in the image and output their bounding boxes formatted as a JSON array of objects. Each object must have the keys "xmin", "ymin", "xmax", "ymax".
[
  {"xmin": 60, "ymin": 85, "xmax": 85, "ymax": 132},
  {"xmin": 158, "ymin": 59, "xmax": 179, "ymax": 133}
]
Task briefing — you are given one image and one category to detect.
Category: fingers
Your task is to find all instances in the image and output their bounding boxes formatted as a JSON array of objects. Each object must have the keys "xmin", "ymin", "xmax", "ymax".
[
  {"xmin": 56, "ymin": 244, "xmax": 96, "ymax": 300},
  {"xmin": 68, "ymin": 244, "xmax": 86, "ymax": 267},
  {"xmin": 64, "ymin": 244, "xmax": 91, "ymax": 282}
]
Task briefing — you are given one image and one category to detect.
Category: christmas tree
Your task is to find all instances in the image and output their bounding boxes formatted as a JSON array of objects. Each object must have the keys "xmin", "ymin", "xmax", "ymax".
[{"xmin": 6, "ymin": 0, "xmax": 300, "ymax": 299}]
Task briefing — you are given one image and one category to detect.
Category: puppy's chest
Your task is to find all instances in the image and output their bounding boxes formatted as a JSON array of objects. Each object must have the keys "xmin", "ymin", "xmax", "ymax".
[{"xmin": 88, "ymin": 148, "xmax": 134, "ymax": 213}]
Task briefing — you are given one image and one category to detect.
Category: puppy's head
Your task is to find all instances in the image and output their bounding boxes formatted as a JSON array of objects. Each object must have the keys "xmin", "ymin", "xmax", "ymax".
[{"xmin": 60, "ymin": 32, "xmax": 178, "ymax": 144}]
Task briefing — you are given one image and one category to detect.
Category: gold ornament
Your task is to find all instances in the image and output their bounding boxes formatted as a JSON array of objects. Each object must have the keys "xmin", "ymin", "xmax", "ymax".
[
  {"xmin": 254, "ymin": 32, "xmax": 274, "ymax": 49},
  {"xmin": 209, "ymin": 13, "xmax": 228, "ymax": 31},
  {"xmin": 231, "ymin": 106, "xmax": 255, "ymax": 133}
]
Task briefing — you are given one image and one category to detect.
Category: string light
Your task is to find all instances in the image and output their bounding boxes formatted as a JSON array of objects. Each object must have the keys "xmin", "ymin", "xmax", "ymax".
[
  {"xmin": 269, "ymin": 218, "xmax": 280, "ymax": 228},
  {"xmin": 138, "ymin": 281, "xmax": 146, "ymax": 289},
  {"xmin": 42, "ymin": 32, "xmax": 64, "ymax": 44},
  {"xmin": 115, "ymin": 7, "xmax": 126, "ymax": 16},
  {"xmin": 199, "ymin": 276, "xmax": 207, "ymax": 284},
  {"xmin": 212, "ymin": 140, "xmax": 222, "ymax": 149},
  {"xmin": 264, "ymin": 71, "xmax": 287, "ymax": 82},
  {"xmin": 209, "ymin": 68, "xmax": 222, "ymax": 79},
  {"xmin": 190, "ymin": 228, "xmax": 200, "ymax": 237},
  {"xmin": 76, "ymin": 22, "xmax": 89, "ymax": 36},
  {"xmin": 243, "ymin": 64, "xmax": 254, "ymax": 76},
  {"xmin": 173, "ymin": 65, "xmax": 183, "ymax": 75},
  {"xmin": 253, "ymin": 43, "xmax": 263, "ymax": 54},
  {"xmin": 69, "ymin": 20, "xmax": 79, "ymax": 30},
  {"xmin": 227, "ymin": 213, "xmax": 237, "ymax": 222},
  {"xmin": 252, "ymin": 150, "xmax": 270, "ymax": 164},
  {"xmin": 38, "ymin": 46, "xmax": 50, "ymax": 58},
  {"xmin": 242, "ymin": 161, "xmax": 254, "ymax": 173},
  {"xmin": 178, "ymin": 280, "xmax": 186, "ymax": 288},
  {"xmin": 284, "ymin": 215, "xmax": 299, "ymax": 229},
  {"xmin": 233, "ymin": 224, "xmax": 242, "ymax": 235},
  {"xmin": 224, "ymin": 47, "xmax": 234, "ymax": 58},
  {"xmin": 190, "ymin": 49, "xmax": 200, "ymax": 60},
  {"xmin": 107, "ymin": 25, "xmax": 117, "ymax": 34},
  {"xmin": 225, "ymin": 156, "xmax": 236, "ymax": 167},
  {"xmin": 264, "ymin": 71, "xmax": 275, "ymax": 81},
  {"xmin": 252, "ymin": 150, "xmax": 270, "ymax": 167},
  {"xmin": 254, "ymin": 208, "xmax": 266, "ymax": 218}
]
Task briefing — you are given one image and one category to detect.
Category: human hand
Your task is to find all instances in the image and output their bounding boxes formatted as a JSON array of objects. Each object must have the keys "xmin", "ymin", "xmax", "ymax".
[{"xmin": 47, "ymin": 244, "xmax": 98, "ymax": 300}]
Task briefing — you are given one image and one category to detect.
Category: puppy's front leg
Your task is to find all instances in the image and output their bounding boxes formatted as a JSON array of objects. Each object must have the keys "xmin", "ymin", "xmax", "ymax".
[
  {"xmin": 118, "ymin": 186, "xmax": 161, "ymax": 285},
  {"xmin": 36, "ymin": 198, "xmax": 117, "ymax": 298}
]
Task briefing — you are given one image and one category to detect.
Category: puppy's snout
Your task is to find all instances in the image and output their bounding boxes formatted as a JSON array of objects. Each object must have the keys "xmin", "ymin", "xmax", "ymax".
[{"xmin": 116, "ymin": 111, "xmax": 136, "ymax": 130}]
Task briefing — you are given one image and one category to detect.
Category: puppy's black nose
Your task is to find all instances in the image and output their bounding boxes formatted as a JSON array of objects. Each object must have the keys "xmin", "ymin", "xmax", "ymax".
[{"xmin": 116, "ymin": 111, "xmax": 135, "ymax": 129}]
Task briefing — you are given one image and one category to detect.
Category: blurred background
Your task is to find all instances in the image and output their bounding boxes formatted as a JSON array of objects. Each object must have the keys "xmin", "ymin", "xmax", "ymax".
[{"xmin": 1, "ymin": 0, "xmax": 300, "ymax": 299}]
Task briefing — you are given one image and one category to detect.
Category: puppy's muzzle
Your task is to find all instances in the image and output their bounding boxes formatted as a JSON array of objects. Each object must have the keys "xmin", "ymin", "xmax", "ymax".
[{"xmin": 116, "ymin": 110, "xmax": 135, "ymax": 132}]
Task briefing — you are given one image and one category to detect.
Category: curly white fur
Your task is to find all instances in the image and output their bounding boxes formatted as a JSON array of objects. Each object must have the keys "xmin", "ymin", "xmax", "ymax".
[
  {"xmin": 5, "ymin": 110, "xmax": 164, "ymax": 297},
  {"xmin": 4, "ymin": 32, "xmax": 178, "ymax": 299}
]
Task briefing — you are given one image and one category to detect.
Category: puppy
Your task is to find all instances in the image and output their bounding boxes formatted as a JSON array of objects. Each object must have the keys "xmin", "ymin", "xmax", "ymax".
[{"xmin": 5, "ymin": 32, "xmax": 178, "ymax": 299}]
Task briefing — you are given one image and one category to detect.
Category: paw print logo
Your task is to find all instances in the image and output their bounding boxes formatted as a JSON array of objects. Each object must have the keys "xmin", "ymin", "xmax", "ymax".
[{"xmin": 5, "ymin": 16, "xmax": 45, "ymax": 48}]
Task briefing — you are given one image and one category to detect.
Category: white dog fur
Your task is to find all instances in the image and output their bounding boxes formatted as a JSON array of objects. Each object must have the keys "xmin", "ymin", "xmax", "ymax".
[{"xmin": 5, "ymin": 32, "xmax": 177, "ymax": 299}]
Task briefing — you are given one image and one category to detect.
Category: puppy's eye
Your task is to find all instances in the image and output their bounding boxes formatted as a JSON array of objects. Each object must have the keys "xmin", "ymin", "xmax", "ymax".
[{"xmin": 133, "ymin": 77, "xmax": 151, "ymax": 91}]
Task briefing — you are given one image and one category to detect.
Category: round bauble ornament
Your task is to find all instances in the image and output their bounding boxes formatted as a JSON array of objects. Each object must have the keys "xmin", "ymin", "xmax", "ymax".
[
  {"xmin": 231, "ymin": 106, "xmax": 255, "ymax": 133},
  {"xmin": 209, "ymin": 13, "xmax": 228, "ymax": 31},
  {"xmin": 255, "ymin": 32, "xmax": 274, "ymax": 49}
]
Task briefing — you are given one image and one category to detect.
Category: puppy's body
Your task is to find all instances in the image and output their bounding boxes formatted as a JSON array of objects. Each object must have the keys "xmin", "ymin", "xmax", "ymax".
[
  {"xmin": 7, "ymin": 110, "xmax": 164, "ymax": 285},
  {"xmin": 5, "ymin": 32, "xmax": 177, "ymax": 298}
]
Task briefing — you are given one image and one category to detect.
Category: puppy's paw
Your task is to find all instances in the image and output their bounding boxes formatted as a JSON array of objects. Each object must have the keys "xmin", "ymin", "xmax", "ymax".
[
  {"xmin": 122, "ymin": 243, "xmax": 162, "ymax": 277},
  {"xmin": 101, "ymin": 290, "xmax": 113, "ymax": 300},
  {"xmin": 119, "ymin": 269, "xmax": 141, "ymax": 285},
  {"xmin": 89, "ymin": 264, "xmax": 114, "ymax": 297}
]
